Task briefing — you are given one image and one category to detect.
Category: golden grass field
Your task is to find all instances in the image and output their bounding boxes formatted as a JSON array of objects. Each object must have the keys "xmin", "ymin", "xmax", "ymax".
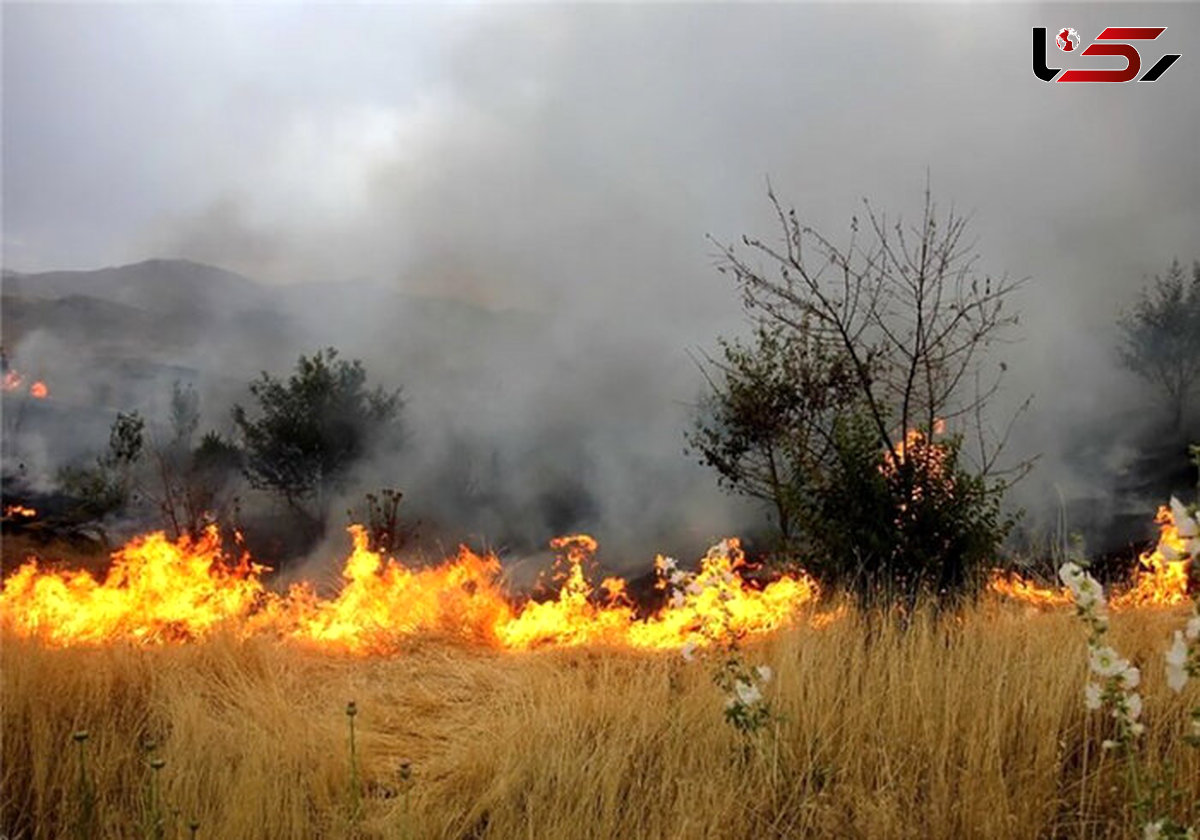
[{"xmin": 2, "ymin": 603, "xmax": 1198, "ymax": 840}]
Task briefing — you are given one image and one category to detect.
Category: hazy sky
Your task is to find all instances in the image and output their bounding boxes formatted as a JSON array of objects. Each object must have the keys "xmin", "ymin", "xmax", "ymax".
[{"xmin": 4, "ymin": 3, "xmax": 1199, "ymax": 550}]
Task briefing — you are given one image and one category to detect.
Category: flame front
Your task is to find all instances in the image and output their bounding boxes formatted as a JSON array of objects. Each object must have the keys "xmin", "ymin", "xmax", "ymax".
[
  {"xmin": 989, "ymin": 504, "xmax": 1192, "ymax": 608},
  {"xmin": 1, "ymin": 526, "xmax": 819, "ymax": 653}
]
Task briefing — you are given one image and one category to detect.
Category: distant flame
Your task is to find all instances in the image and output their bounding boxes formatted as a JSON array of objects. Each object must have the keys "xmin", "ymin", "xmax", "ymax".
[
  {"xmin": 3, "ymin": 505, "xmax": 37, "ymax": 520},
  {"xmin": 0, "ymin": 368, "xmax": 48, "ymax": 398},
  {"xmin": 990, "ymin": 504, "xmax": 1192, "ymax": 609}
]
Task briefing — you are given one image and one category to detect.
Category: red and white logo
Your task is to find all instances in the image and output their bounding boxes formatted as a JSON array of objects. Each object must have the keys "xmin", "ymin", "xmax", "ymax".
[
  {"xmin": 1056, "ymin": 28, "xmax": 1081, "ymax": 52},
  {"xmin": 1033, "ymin": 27, "xmax": 1180, "ymax": 82}
]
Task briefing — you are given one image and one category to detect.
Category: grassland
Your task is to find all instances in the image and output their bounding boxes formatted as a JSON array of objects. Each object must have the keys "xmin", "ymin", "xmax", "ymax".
[{"xmin": 2, "ymin": 604, "xmax": 1198, "ymax": 839}]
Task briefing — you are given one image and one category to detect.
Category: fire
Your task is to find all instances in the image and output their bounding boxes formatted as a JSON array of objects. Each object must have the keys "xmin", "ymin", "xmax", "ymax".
[
  {"xmin": 0, "ymin": 526, "xmax": 820, "ymax": 654},
  {"xmin": 0, "ymin": 528, "xmax": 267, "ymax": 646},
  {"xmin": 3, "ymin": 505, "xmax": 37, "ymax": 520},
  {"xmin": 990, "ymin": 504, "xmax": 1193, "ymax": 609},
  {"xmin": 986, "ymin": 570, "xmax": 1074, "ymax": 608},
  {"xmin": 1111, "ymin": 505, "xmax": 1192, "ymax": 608},
  {"xmin": 0, "ymin": 368, "xmax": 48, "ymax": 398}
]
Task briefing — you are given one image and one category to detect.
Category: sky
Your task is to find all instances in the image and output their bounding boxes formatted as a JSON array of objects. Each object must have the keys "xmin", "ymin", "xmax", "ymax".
[{"xmin": 3, "ymin": 3, "xmax": 1199, "ymax": 554}]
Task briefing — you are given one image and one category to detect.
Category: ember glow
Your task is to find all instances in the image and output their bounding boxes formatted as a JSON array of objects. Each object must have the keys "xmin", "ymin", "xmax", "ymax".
[
  {"xmin": 28, "ymin": 380, "xmax": 48, "ymax": 399},
  {"xmin": 0, "ymin": 525, "xmax": 820, "ymax": 654},
  {"xmin": 2, "ymin": 505, "xmax": 37, "ymax": 520}
]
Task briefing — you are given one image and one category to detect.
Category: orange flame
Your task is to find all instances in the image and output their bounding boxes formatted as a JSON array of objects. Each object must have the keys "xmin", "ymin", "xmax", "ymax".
[
  {"xmin": 990, "ymin": 505, "xmax": 1192, "ymax": 609},
  {"xmin": 3, "ymin": 505, "xmax": 37, "ymax": 520},
  {"xmin": 986, "ymin": 570, "xmax": 1074, "ymax": 608},
  {"xmin": 0, "ymin": 526, "xmax": 820, "ymax": 654},
  {"xmin": 1, "ymin": 368, "xmax": 48, "ymax": 397},
  {"xmin": 1111, "ymin": 505, "xmax": 1191, "ymax": 608}
]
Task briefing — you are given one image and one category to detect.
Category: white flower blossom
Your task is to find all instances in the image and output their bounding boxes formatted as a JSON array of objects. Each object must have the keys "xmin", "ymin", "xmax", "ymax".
[
  {"xmin": 1144, "ymin": 819, "xmax": 1165, "ymax": 840},
  {"xmin": 1089, "ymin": 646, "xmax": 1125, "ymax": 677},
  {"xmin": 1101, "ymin": 739, "xmax": 1118, "ymax": 750},
  {"xmin": 1119, "ymin": 665, "xmax": 1141, "ymax": 690},
  {"xmin": 1170, "ymin": 497, "xmax": 1199, "ymax": 538},
  {"xmin": 1059, "ymin": 562, "xmax": 1085, "ymax": 590},
  {"xmin": 1084, "ymin": 682, "xmax": 1103, "ymax": 710},
  {"xmin": 1167, "ymin": 631, "xmax": 1189, "ymax": 667},
  {"xmin": 1130, "ymin": 722, "xmax": 1145, "ymax": 737},
  {"xmin": 755, "ymin": 664, "xmax": 773, "ymax": 684},
  {"xmin": 1073, "ymin": 574, "xmax": 1105, "ymax": 609},
  {"xmin": 1122, "ymin": 692, "xmax": 1143, "ymax": 722},
  {"xmin": 733, "ymin": 680, "xmax": 762, "ymax": 706},
  {"xmin": 1166, "ymin": 632, "xmax": 1189, "ymax": 692}
]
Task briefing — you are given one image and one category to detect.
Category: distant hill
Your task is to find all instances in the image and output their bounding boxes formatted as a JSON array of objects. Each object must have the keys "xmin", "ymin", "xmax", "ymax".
[{"xmin": 2, "ymin": 258, "xmax": 269, "ymax": 315}]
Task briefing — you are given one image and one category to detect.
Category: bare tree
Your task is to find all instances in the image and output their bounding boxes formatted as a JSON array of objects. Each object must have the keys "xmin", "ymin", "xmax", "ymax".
[
  {"xmin": 1118, "ymin": 259, "xmax": 1200, "ymax": 432},
  {"xmin": 713, "ymin": 184, "xmax": 1030, "ymax": 483}
]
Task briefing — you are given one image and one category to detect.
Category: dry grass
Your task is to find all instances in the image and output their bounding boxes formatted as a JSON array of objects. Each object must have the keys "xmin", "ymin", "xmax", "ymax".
[{"xmin": 2, "ymin": 604, "xmax": 1198, "ymax": 839}]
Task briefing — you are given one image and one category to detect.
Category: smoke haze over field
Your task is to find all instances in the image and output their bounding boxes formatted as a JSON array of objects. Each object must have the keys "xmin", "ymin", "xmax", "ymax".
[{"xmin": 3, "ymin": 4, "xmax": 1199, "ymax": 561}]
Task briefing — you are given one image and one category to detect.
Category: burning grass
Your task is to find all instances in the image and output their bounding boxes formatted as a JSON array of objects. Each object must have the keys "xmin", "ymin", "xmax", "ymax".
[
  {"xmin": 1, "ymin": 503, "xmax": 1196, "ymax": 837},
  {"xmin": 2, "ymin": 605, "xmax": 1198, "ymax": 839}
]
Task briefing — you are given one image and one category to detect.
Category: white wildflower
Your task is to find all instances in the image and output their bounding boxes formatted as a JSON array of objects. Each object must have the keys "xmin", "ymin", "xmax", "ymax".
[
  {"xmin": 1101, "ymin": 739, "xmax": 1118, "ymax": 750},
  {"xmin": 1144, "ymin": 819, "xmax": 1165, "ymax": 840},
  {"xmin": 1119, "ymin": 665, "xmax": 1141, "ymax": 690},
  {"xmin": 1170, "ymin": 496, "xmax": 1199, "ymax": 538},
  {"xmin": 1166, "ymin": 631, "xmax": 1189, "ymax": 692},
  {"xmin": 1089, "ymin": 646, "xmax": 1125, "ymax": 677},
  {"xmin": 1124, "ymin": 692, "xmax": 1143, "ymax": 722},
  {"xmin": 1084, "ymin": 682, "xmax": 1103, "ymax": 710},
  {"xmin": 1130, "ymin": 722, "xmax": 1145, "ymax": 737},
  {"xmin": 734, "ymin": 680, "xmax": 762, "ymax": 706},
  {"xmin": 1167, "ymin": 631, "xmax": 1189, "ymax": 667},
  {"xmin": 1059, "ymin": 562, "xmax": 1085, "ymax": 590},
  {"xmin": 755, "ymin": 664, "xmax": 773, "ymax": 684},
  {"xmin": 1073, "ymin": 574, "xmax": 1105, "ymax": 609}
]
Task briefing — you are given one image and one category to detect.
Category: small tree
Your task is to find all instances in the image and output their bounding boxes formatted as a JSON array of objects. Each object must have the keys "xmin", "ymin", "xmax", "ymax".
[
  {"xmin": 687, "ymin": 324, "xmax": 857, "ymax": 546},
  {"xmin": 233, "ymin": 349, "xmax": 403, "ymax": 535},
  {"xmin": 59, "ymin": 411, "xmax": 145, "ymax": 521},
  {"xmin": 701, "ymin": 184, "xmax": 1028, "ymax": 605},
  {"xmin": 147, "ymin": 382, "xmax": 243, "ymax": 539},
  {"xmin": 1118, "ymin": 259, "xmax": 1200, "ymax": 432}
]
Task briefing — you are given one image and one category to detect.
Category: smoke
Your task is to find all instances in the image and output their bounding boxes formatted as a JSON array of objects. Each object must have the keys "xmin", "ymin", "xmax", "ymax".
[{"xmin": 3, "ymin": 4, "xmax": 1199, "ymax": 562}]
